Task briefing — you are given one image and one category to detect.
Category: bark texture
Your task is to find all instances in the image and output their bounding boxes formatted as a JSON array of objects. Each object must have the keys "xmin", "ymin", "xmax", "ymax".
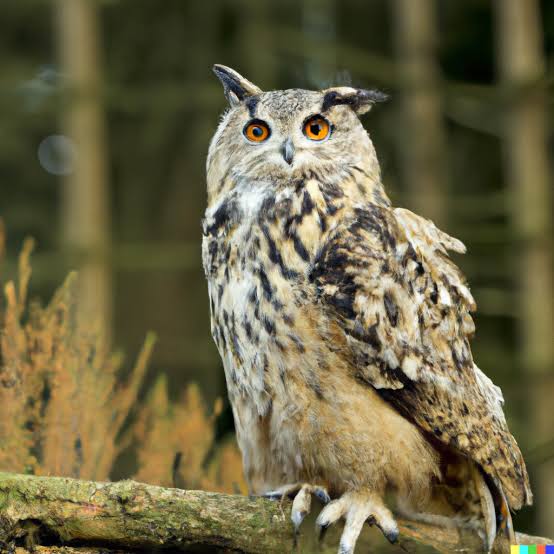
[{"xmin": 0, "ymin": 473, "xmax": 550, "ymax": 554}]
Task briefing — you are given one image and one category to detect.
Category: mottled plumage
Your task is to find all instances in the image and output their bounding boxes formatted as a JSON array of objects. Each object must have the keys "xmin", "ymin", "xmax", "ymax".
[{"xmin": 202, "ymin": 65, "xmax": 532, "ymax": 553}]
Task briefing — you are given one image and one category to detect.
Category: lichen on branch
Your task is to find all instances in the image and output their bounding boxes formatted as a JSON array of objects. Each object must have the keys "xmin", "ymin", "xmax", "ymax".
[{"xmin": 0, "ymin": 472, "xmax": 550, "ymax": 554}]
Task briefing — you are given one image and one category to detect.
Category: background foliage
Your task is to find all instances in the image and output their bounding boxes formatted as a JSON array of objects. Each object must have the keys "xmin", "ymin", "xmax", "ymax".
[{"xmin": 0, "ymin": 0, "xmax": 552, "ymax": 541}]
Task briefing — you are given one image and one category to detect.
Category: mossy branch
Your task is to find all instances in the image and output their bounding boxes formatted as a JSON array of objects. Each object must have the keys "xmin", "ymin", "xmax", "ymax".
[{"xmin": 0, "ymin": 472, "xmax": 550, "ymax": 554}]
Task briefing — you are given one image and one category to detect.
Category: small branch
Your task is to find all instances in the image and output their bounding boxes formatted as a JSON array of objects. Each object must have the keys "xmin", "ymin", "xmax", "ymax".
[{"xmin": 0, "ymin": 472, "xmax": 550, "ymax": 553}]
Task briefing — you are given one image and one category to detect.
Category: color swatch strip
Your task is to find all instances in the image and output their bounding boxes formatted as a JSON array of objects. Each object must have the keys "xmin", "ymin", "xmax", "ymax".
[{"xmin": 511, "ymin": 545, "xmax": 554, "ymax": 554}]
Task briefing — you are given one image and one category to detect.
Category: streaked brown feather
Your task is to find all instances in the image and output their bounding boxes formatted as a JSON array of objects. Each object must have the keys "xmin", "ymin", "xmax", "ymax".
[
  {"xmin": 204, "ymin": 71, "xmax": 532, "ymax": 552},
  {"xmin": 312, "ymin": 204, "xmax": 532, "ymax": 509}
]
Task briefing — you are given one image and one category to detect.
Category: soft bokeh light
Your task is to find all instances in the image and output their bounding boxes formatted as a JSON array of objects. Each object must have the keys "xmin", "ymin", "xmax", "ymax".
[{"xmin": 37, "ymin": 134, "xmax": 76, "ymax": 176}]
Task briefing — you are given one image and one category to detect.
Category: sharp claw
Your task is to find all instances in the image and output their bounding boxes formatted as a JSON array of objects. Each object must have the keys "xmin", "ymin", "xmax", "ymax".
[
  {"xmin": 291, "ymin": 509, "xmax": 307, "ymax": 532},
  {"xmin": 384, "ymin": 527, "xmax": 399, "ymax": 544},
  {"xmin": 316, "ymin": 520, "xmax": 330, "ymax": 542},
  {"xmin": 265, "ymin": 484, "xmax": 333, "ymax": 543},
  {"xmin": 369, "ymin": 514, "xmax": 399, "ymax": 544},
  {"xmin": 291, "ymin": 486, "xmax": 313, "ymax": 535},
  {"xmin": 315, "ymin": 513, "xmax": 331, "ymax": 530},
  {"xmin": 338, "ymin": 543, "xmax": 354, "ymax": 554},
  {"xmin": 314, "ymin": 488, "xmax": 331, "ymax": 504},
  {"xmin": 316, "ymin": 496, "xmax": 349, "ymax": 547}
]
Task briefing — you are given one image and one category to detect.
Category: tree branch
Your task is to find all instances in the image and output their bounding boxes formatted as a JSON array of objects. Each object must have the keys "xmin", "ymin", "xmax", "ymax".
[{"xmin": 0, "ymin": 472, "xmax": 549, "ymax": 553}]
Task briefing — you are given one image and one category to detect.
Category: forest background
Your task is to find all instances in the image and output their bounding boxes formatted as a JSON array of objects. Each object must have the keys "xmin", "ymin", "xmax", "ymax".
[{"xmin": 0, "ymin": 0, "xmax": 552, "ymax": 542}]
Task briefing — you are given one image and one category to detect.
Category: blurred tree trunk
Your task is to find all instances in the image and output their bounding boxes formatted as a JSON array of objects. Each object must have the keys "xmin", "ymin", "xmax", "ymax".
[
  {"xmin": 494, "ymin": 0, "xmax": 554, "ymax": 537},
  {"xmin": 56, "ymin": 0, "xmax": 112, "ymax": 340},
  {"xmin": 154, "ymin": 0, "xmax": 222, "ymax": 393},
  {"xmin": 239, "ymin": 0, "xmax": 274, "ymax": 86},
  {"xmin": 303, "ymin": 0, "xmax": 337, "ymax": 87},
  {"xmin": 391, "ymin": 0, "xmax": 447, "ymax": 226},
  {"xmin": 162, "ymin": 0, "xmax": 219, "ymax": 240}
]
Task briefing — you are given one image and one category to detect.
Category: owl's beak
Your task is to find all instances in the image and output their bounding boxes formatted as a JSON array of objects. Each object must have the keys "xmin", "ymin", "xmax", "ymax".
[{"xmin": 281, "ymin": 138, "xmax": 295, "ymax": 165}]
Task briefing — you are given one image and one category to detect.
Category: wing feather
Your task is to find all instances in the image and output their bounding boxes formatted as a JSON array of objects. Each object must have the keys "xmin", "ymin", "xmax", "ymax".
[{"xmin": 311, "ymin": 204, "xmax": 532, "ymax": 508}]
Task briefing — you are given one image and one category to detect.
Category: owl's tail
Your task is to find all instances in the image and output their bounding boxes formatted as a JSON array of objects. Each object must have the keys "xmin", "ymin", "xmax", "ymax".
[
  {"xmin": 474, "ymin": 463, "xmax": 520, "ymax": 551},
  {"xmin": 397, "ymin": 457, "xmax": 515, "ymax": 552}
]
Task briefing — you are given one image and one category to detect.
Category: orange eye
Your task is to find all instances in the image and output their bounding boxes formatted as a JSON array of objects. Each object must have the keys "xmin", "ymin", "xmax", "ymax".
[
  {"xmin": 303, "ymin": 115, "xmax": 331, "ymax": 141},
  {"xmin": 244, "ymin": 120, "xmax": 270, "ymax": 142}
]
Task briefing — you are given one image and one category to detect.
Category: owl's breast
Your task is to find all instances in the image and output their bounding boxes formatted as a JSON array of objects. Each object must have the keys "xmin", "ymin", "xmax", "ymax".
[
  {"xmin": 202, "ymin": 189, "xmax": 332, "ymax": 412},
  {"xmin": 202, "ymin": 175, "xmax": 355, "ymax": 418},
  {"xmin": 203, "ymin": 225, "xmax": 304, "ymax": 408}
]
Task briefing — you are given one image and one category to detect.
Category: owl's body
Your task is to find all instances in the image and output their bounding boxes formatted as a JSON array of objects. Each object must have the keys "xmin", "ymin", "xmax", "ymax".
[
  {"xmin": 203, "ymin": 164, "xmax": 439, "ymax": 503},
  {"xmin": 203, "ymin": 66, "xmax": 531, "ymax": 553}
]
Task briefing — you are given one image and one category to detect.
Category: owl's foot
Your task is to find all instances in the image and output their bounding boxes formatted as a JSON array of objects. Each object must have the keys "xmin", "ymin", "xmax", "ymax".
[
  {"xmin": 315, "ymin": 491, "xmax": 399, "ymax": 554},
  {"xmin": 263, "ymin": 483, "xmax": 330, "ymax": 532}
]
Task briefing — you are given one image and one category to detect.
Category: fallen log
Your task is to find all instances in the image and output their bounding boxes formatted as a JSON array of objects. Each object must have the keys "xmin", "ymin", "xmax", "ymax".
[{"xmin": 0, "ymin": 472, "xmax": 550, "ymax": 553}]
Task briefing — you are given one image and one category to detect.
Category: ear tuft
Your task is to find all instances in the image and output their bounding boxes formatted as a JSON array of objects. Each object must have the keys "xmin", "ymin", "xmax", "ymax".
[
  {"xmin": 213, "ymin": 64, "xmax": 262, "ymax": 107},
  {"xmin": 322, "ymin": 86, "xmax": 388, "ymax": 115}
]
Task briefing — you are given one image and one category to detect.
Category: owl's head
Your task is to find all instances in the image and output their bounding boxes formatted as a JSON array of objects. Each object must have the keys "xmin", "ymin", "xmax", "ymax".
[{"xmin": 207, "ymin": 64, "xmax": 387, "ymax": 202}]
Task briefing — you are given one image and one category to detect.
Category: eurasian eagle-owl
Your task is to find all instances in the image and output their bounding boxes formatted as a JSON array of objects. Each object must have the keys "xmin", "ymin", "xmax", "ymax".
[{"xmin": 202, "ymin": 64, "xmax": 531, "ymax": 553}]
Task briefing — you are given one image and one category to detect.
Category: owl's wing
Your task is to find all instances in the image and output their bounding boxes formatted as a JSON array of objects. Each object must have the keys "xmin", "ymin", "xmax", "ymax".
[{"xmin": 311, "ymin": 204, "xmax": 532, "ymax": 509}]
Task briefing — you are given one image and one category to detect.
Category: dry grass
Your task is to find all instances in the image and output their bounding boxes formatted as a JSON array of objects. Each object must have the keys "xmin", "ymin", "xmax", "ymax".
[
  {"xmin": 132, "ymin": 376, "xmax": 246, "ymax": 493},
  {"xmin": 0, "ymin": 225, "xmax": 245, "ymax": 493}
]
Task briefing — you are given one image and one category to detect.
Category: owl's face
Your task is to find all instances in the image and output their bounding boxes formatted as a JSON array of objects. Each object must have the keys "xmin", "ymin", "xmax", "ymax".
[{"xmin": 207, "ymin": 65, "xmax": 386, "ymax": 202}]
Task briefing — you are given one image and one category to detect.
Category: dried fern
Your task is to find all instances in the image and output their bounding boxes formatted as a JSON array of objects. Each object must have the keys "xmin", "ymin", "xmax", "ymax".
[
  {"xmin": 0, "ymin": 227, "xmax": 245, "ymax": 493},
  {"xmin": 0, "ymin": 237, "xmax": 152, "ymax": 479},
  {"xmin": 132, "ymin": 375, "xmax": 246, "ymax": 493}
]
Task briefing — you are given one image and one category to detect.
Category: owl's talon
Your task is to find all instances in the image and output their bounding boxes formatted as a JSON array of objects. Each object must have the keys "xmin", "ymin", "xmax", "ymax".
[
  {"xmin": 263, "ymin": 483, "xmax": 330, "ymax": 536},
  {"xmin": 371, "ymin": 512, "xmax": 400, "ymax": 544},
  {"xmin": 316, "ymin": 491, "xmax": 398, "ymax": 553},
  {"xmin": 314, "ymin": 488, "xmax": 331, "ymax": 504},
  {"xmin": 292, "ymin": 509, "xmax": 308, "ymax": 532},
  {"xmin": 316, "ymin": 520, "xmax": 330, "ymax": 541},
  {"xmin": 291, "ymin": 485, "xmax": 312, "ymax": 532},
  {"xmin": 380, "ymin": 525, "xmax": 399, "ymax": 544},
  {"xmin": 315, "ymin": 496, "xmax": 348, "ymax": 529}
]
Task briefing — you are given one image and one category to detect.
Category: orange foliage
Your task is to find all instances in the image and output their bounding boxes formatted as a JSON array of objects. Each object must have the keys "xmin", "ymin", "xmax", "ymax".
[
  {"xmin": 0, "ymin": 226, "xmax": 245, "ymax": 494},
  {"xmin": 132, "ymin": 376, "xmax": 247, "ymax": 493}
]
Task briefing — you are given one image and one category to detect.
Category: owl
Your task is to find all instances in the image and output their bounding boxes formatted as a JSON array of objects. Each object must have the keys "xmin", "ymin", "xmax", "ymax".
[{"xmin": 202, "ymin": 64, "xmax": 532, "ymax": 553}]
